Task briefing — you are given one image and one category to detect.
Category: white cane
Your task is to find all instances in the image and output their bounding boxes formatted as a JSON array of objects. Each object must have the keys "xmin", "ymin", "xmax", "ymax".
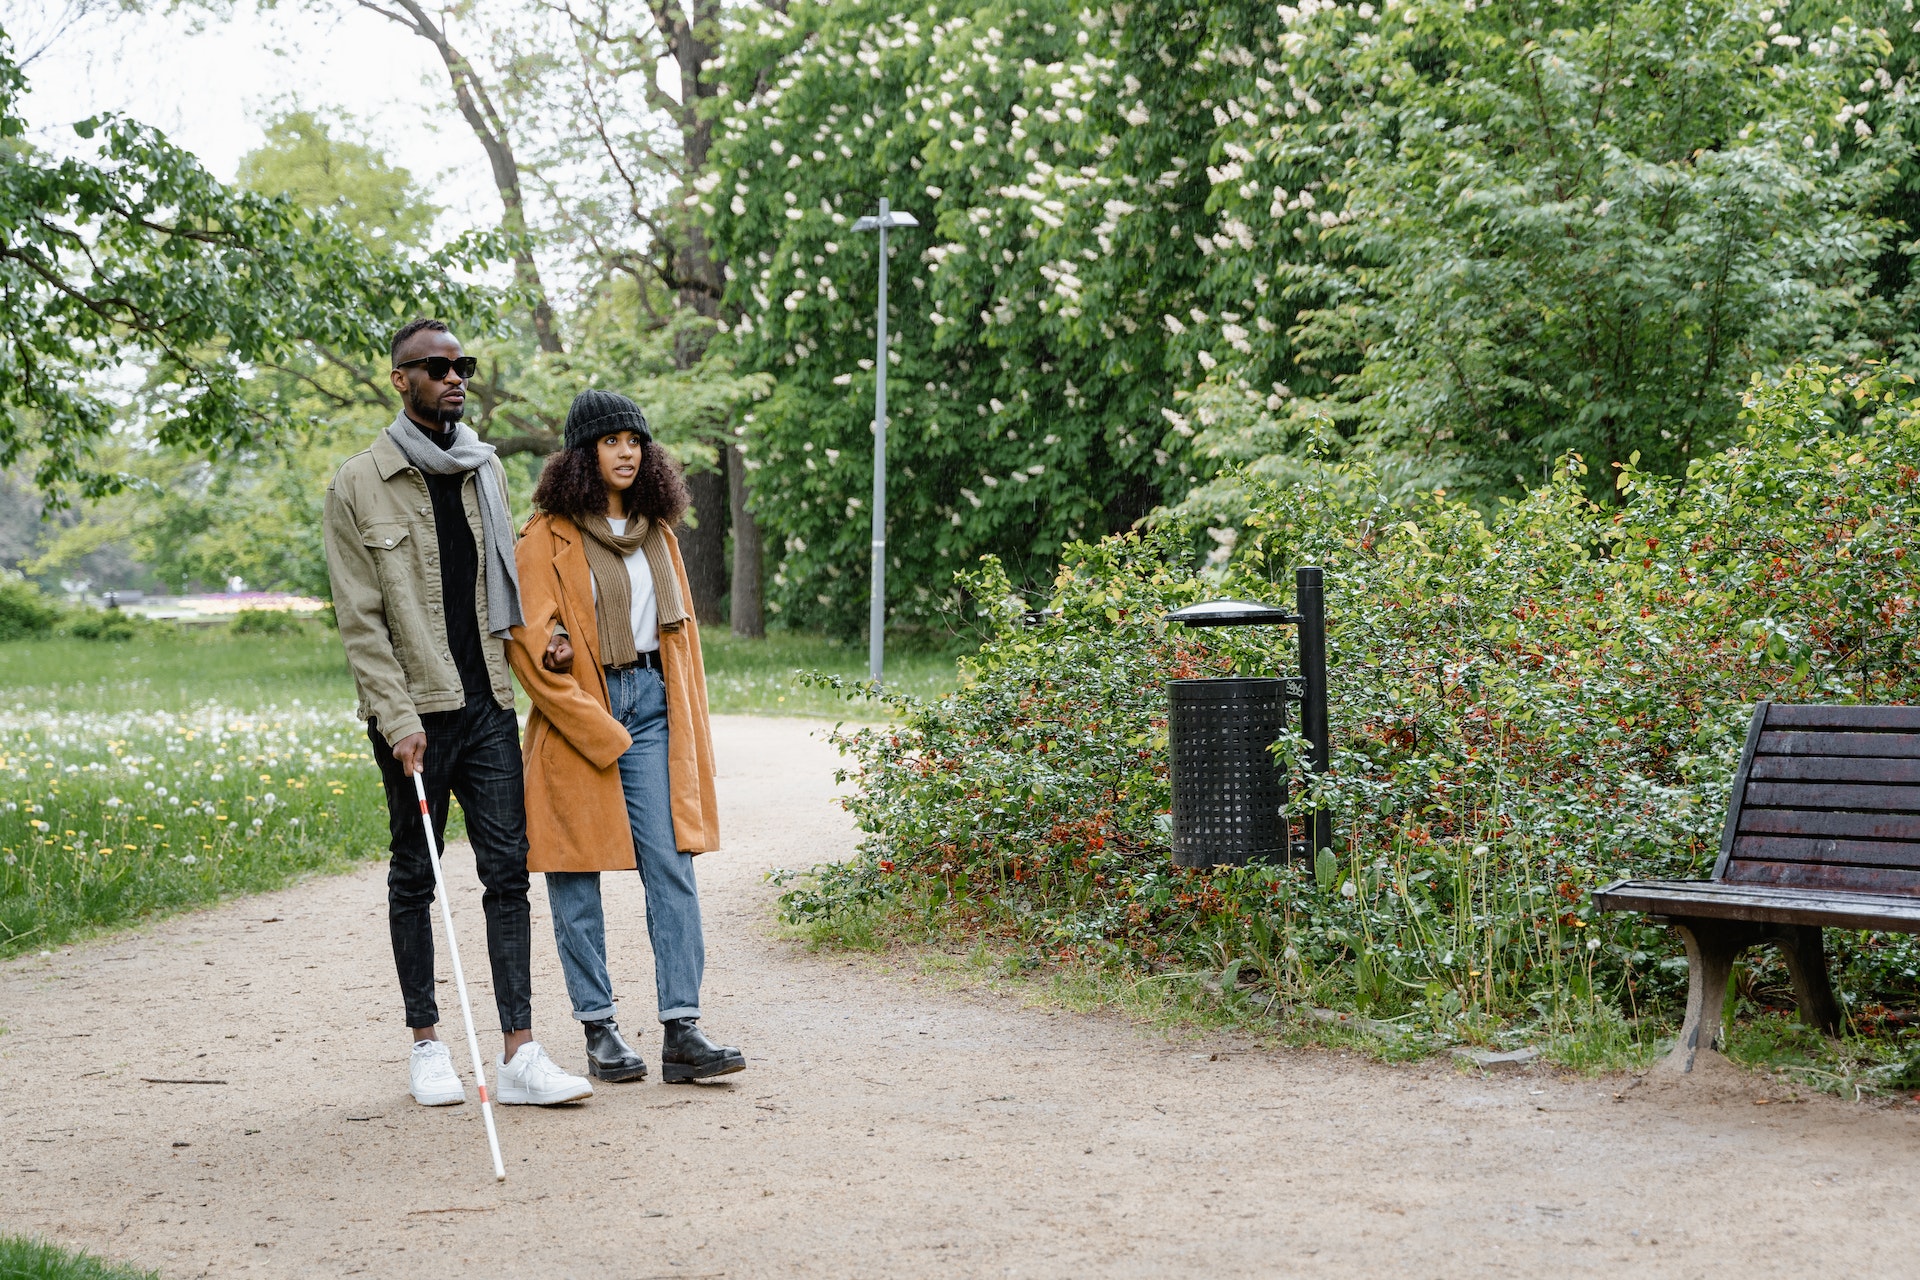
[{"xmin": 413, "ymin": 769, "xmax": 507, "ymax": 1182}]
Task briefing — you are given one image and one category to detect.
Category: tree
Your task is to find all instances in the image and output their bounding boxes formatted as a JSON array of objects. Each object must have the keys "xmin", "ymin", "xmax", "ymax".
[
  {"xmin": 320, "ymin": 0, "xmax": 773, "ymax": 628},
  {"xmin": 21, "ymin": 105, "xmax": 772, "ymax": 597},
  {"xmin": 1250, "ymin": 0, "xmax": 1914, "ymax": 494},
  {"xmin": 0, "ymin": 32, "xmax": 503, "ymax": 501},
  {"xmin": 705, "ymin": 0, "xmax": 1920, "ymax": 634},
  {"xmin": 234, "ymin": 108, "xmax": 441, "ymax": 250},
  {"xmin": 705, "ymin": 0, "xmax": 1222, "ymax": 635}
]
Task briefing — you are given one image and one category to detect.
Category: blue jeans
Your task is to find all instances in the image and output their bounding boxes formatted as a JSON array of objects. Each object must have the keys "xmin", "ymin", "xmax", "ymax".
[{"xmin": 544, "ymin": 665, "xmax": 705, "ymax": 1024}]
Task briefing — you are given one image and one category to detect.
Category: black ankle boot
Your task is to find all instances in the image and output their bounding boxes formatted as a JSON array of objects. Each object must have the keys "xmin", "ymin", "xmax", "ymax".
[
  {"xmin": 661, "ymin": 1018, "xmax": 746, "ymax": 1083},
  {"xmin": 584, "ymin": 1018, "xmax": 648, "ymax": 1082}
]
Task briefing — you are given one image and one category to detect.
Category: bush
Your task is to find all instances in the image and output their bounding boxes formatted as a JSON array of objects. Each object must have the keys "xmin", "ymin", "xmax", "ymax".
[
  {"xmin": 230, "ymin": 608, "xmax": 304, "ymax": 635},
  {"xmin": 0, "ymin": 573, "xmax": 61, "ymax": 641},
  {"xmin": 782, "ymin": 365, "xmax": 1920, "ymax": 1048},
  {"xmin": 65, "ymin": 612, "xmax": 145, "ymax": 643}
]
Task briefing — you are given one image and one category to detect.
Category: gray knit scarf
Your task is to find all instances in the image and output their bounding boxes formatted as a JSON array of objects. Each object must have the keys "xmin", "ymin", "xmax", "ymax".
[
  {"xmin": 577, "ymin": 512, "xmax": 689, "ymax": 667},
  {"xmin": 386, "ymin": 413, "xmax": 524, "ymax": 638}
]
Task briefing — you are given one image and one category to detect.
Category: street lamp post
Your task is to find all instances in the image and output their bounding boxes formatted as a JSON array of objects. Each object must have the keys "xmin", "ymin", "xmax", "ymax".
[{"xmin": 852, "ymin": 197, "xmax": 919, "ymax": 685}]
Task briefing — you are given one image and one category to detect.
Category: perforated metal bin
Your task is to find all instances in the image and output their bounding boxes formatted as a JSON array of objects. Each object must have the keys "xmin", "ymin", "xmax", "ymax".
[
  {"xmin": 1162, "ymin": 566, "xmax": 1331, "ymax": 868},
  {"xmin": 1167, "ymin": 677, "xmax": 1289, "ymax": 868}
]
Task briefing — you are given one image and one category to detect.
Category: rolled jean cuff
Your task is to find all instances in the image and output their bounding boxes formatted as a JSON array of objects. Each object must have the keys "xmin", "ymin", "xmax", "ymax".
[
  {"xmin": 571, "ymin": 1003, "xmax": 616, "ymax": 1023},
  {"xmin": 657, "ymin": 1005, "xmax": 701, "ymax": 1023}
]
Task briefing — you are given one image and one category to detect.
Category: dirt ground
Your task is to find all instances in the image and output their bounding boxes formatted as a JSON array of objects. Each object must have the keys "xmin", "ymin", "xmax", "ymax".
[{"xmin": 5, "ymin": 715, "xmax": 1920, "ymax": 1278}]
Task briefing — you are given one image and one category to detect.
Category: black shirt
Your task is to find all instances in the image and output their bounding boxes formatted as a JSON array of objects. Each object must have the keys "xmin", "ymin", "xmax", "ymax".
[{"xmin": 417, "ymin": 421, "xmax": 490, "ymax": 699}]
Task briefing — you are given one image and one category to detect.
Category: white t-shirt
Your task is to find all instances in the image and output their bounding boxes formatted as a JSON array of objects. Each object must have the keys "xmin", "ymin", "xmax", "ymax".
[{"xmin": 589, "ymin": 518, "xmax": 659, "ymax": 655}]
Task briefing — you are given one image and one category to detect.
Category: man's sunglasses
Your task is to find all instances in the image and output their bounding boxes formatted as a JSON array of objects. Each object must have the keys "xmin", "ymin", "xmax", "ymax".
[{"xmin": 394, "ymin": 355, "xmax": 479, "ymax": 380}]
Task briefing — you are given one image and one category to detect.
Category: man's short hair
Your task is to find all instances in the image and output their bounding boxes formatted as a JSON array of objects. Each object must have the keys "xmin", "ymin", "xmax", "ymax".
[{"xmin": 390, "ymin": 318, "xmax": 451, "ymax": 365}]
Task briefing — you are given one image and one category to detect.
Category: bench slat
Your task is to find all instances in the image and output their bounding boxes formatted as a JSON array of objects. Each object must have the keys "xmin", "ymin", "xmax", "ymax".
[
  {"xmin": 1743, "ymin": 781, "xmax": 1920, "ymax": 811},
  {"xmin": 1723, "ymin": 859, "xmax": 1920, "ymax": 896},
  {"xmin": 1739, "ymin": 808, "xmax": 1920, "ymax": 841},
  {"xmin": 1592, "ymin": 878, "xmax": 1920, "ymax": 931},
  {"xmin": 1731, "ymin": 834, "xmax": 1920, "ymax": 870},
  {"xmin": 1757, "ymin": 730, "xmax": 1920, "ymax": 758},
  {"xmin": 1748, "ymin": 755, "xmax": 1920, "ymax": 784},
  {"xmin": 1766, "ymin": 704, "xmax": 1920, "ymax": 730}
]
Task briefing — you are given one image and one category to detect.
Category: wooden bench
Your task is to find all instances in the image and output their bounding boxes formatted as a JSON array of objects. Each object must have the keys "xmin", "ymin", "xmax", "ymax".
[{"xmin": 1592, "ymin": 702, "xmax": 1920, "ymax": 1072}]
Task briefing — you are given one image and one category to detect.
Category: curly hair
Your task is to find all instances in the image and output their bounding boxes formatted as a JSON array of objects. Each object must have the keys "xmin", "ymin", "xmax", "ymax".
[{"xmin": 531, "ymin": 440, "xmax": 690, "ymax": 526}]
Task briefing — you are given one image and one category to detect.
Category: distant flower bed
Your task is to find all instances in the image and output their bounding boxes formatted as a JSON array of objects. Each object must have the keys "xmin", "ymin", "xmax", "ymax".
[
  {"xmin": 0, "ymin": 698, "xmax": 385, "ymax": 955},
  {"xmin": 781, "ymin": 366, "xmax": 1920, "ymax": 1058}
]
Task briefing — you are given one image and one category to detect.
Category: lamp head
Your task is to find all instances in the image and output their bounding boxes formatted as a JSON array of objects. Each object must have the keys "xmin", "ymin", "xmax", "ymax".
[{"xmin": 853, "ymin": 209, "xmax": 921, "ymax": 232}]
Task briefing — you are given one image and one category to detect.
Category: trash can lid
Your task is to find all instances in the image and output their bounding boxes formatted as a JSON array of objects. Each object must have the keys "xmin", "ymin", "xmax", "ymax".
[{"xmin": 1165, "ymin": 598, "xmax": 1298, "ymax": 628}]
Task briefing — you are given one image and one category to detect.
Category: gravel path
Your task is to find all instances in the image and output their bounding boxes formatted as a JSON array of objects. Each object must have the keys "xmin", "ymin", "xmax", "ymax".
[{"xmin": 5, "ymin": 715, "xmax": 1920, "ymax": 1277}]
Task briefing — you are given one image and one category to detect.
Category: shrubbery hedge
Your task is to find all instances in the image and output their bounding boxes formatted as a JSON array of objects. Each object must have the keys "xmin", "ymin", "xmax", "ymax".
[
  {"xmin": 0, "ymin": 574, "xmax": 61, "ymax": 641},
  {"xmin": 784, "ymin": 366, "xmax": 1920, "ymax": 1050}
]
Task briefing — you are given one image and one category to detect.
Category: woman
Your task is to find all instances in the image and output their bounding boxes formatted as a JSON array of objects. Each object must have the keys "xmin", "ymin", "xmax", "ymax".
[{"xmin": 506, "ymin": 389, "xmax": 746, "ymax": 1083}]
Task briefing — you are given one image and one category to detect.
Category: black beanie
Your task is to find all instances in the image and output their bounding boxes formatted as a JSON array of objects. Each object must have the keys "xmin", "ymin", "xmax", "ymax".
[{"xmin": 564, "ymin": 389, "xmax": 652, "ymax": 452}]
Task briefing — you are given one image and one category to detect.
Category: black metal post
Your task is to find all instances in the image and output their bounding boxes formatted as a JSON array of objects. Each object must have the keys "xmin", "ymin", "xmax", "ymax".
[{"xmin": 1296, "ymin": 565, "xmax": 1332, "ymax": 854}]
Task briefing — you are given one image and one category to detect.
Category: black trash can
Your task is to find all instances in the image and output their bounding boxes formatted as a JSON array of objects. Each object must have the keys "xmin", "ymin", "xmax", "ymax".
[{"xmin": 1168, "ymin": 677, "xmax": 1289, "ymax": 867}]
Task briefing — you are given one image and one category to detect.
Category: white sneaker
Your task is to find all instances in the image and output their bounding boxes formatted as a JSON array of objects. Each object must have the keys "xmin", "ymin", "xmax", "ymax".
[
  {"xmin": 409, "ymin": 1039, "xmax": 466, "ymax": 1107},
  {"xmin": 496, "ymin": 1040, "xmax": 593, "ymax": 1106}
]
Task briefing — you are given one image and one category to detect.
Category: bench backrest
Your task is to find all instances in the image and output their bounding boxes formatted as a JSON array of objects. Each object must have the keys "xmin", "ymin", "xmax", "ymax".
[{"xmin": 1716, "ymin": 702, "xmax": 1920, "ymax": 895}]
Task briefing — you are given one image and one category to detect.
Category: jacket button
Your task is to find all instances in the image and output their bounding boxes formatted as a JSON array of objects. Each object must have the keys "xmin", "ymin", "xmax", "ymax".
[{"xmin": 384, "ymin": 538, "xmax": 394, "ymax": 546}]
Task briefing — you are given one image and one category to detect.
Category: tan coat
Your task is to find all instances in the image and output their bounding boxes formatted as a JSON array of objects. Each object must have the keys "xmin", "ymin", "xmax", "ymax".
[{"xmin": 505, "ymin": 513, "xmax": 720, "ymax": 873}]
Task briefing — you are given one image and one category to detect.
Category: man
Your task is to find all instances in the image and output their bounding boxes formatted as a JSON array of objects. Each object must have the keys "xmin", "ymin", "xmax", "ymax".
[{"xmin": 324, "ymin": 318, "xmax": 592, "ymax": 1108}]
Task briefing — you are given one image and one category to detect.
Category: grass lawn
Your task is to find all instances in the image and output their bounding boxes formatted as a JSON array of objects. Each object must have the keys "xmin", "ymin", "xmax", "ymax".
[
  {"xmin": 0, "ymin": 1235, "xmax": 157, "ymax": 1280},
  {"xmin": 0, "ymin": 623, "xmax": 960, "ymax": 958}
]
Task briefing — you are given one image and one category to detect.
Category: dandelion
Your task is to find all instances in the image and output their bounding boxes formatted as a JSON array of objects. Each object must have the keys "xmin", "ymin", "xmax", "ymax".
[
  {"xmin": 251, "ymin": 817, "xmax": 264, "ymax": 829},
  {"xmin": 211, "ymin": 772, "xmax": 224, "ymax": 782},
  {"xmin": 263, "ymin": 792, "xmax": 277, "ymax": 807},
  {"xmin": 180, "ymin": 854, "xmax": 198, "ymax": 865}
]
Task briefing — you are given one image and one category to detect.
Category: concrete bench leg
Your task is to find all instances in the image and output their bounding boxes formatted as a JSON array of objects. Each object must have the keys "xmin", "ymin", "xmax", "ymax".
[
  {"xmin": 1663, "ymin": 918, "xmax": 1765, "ymax": 1074},
  {"xmin": 1768, "ymin": 924, "xmax": 1843, "ymax": 1036}
]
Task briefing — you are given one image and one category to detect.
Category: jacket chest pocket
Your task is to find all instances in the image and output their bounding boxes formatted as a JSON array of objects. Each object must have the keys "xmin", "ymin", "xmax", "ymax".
[{"xmin": 360, "ymin": 523, "xmax": 420, "ymax": 594}]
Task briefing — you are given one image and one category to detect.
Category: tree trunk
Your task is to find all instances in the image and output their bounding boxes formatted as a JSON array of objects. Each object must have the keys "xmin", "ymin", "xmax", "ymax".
[
  {"xmin": 681, "ymin": 464, "xmax": 728, "ymax": 624},
  {"xmin": 728, "ymin": 443, "xmax": 764, "ymax": 638}
]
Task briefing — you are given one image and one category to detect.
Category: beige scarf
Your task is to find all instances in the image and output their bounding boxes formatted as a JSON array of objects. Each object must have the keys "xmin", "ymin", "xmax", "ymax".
[{"xmin": 577, "ymin": 513, "xmax": 689, "ymax": 667}]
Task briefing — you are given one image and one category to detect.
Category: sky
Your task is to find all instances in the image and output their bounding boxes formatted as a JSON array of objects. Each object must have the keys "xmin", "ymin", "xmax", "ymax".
[{"xmin": 13, "ymin": 0, "xmax": 505, "ymax": 229}]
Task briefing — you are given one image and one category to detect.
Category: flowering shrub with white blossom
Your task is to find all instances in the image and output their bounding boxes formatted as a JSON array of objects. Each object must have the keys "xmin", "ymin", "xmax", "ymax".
[{"xmin": 705, "ymin": 0, "xmax": 1918, "ymax": 631}]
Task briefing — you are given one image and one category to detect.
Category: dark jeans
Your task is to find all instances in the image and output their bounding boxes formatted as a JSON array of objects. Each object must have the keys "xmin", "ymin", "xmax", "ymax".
[{"xmin": 368, "ymin": 694, "xmax": 532, "ymax": 1033}]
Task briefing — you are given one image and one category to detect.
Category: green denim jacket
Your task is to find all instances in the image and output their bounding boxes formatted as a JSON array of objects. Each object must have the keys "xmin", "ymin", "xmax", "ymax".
[{"xmin": 323, "ymin": 430, "xmax": 515, "ymax": 744}]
